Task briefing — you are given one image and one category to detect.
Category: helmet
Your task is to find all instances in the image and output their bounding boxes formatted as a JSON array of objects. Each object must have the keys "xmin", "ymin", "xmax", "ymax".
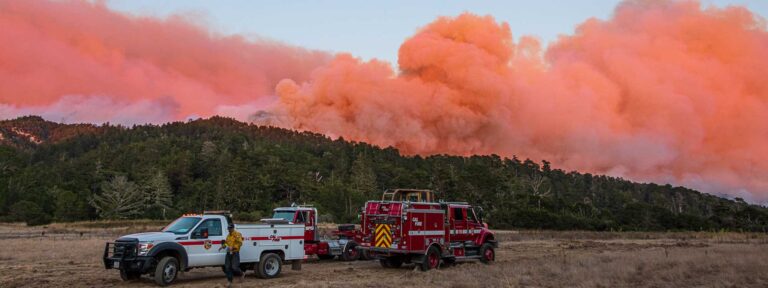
[{"xmin": 227, "ymin": 223, "xmax": 235, "ymax": 229}]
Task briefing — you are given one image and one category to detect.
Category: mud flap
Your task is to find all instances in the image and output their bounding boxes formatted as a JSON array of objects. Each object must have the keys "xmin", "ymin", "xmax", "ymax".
[
  {"xmin": 291, "ymin": 261, "xmax": 302, "ymax": 271},
  {"xmin": 411, "ymin": 254, "xmax": 426, "ymax": 265}
]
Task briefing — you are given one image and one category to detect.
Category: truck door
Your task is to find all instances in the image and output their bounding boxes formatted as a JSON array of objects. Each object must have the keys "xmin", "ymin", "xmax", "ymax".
[
  {"xmin": 187, "ymin": 218, "xmax": 225, "ymax": 267},
  {"xmin": 467, "ymin": 208, "xmax": 483, "ymax": 243},
  {"xmin": 450, "ymin": 207, "xmax": 468, "ymax": 242},
  {"xmin": 294, "ymin": 210, "xmax": 316, "ymax": 242}
]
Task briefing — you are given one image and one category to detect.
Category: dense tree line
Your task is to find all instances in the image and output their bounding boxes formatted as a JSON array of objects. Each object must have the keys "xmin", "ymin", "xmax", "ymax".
[{"xmin": 0, "ymin": 116, "xmax": 766, "ymax": 231}]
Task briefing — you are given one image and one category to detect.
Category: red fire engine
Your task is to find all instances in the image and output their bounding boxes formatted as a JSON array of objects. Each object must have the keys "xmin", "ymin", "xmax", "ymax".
[
  {"xmin": 357, "ymin": 189, "xmax": 497, "ymax": 271},
  {"xmin": 269, "ymin": 205, "xmax": 364, "ymax": 261}
]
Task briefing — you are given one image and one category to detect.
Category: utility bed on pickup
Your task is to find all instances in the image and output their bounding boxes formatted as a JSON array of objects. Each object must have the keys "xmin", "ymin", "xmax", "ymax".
[{"xmin": 103, "ymin": 211, "xmax": 305, "ymax": 286}]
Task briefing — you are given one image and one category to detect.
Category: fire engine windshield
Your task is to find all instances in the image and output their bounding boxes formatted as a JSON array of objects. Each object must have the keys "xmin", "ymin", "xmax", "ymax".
[
  {"xmin": 272, "ymin": 211, "xmax": 295, "ymax": 222},
  {"xmin": 163, "ymin": 217, "xmax": 202, "ymax": 234}
]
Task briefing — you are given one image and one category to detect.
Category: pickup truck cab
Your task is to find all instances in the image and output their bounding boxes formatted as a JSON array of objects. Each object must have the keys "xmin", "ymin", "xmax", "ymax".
[{"xmin": 103, "ymin": 211, "xmax": 305, "ymax": 286}]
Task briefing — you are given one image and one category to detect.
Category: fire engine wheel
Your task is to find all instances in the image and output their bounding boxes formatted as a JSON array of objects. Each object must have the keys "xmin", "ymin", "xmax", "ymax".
[
  {"xmin": 119, "ymin": 269, "xmax": 141, "ymax": 281},
  {"xmin": 341, "ymin": 242, "xmax": 360, "ymax": 261},
  {"xmin": 153, "ymin": 256, "xmax": 179, "ymax": 286},
  {"xmin": 379, "ymin": 257, "xmax": 403, "ymax": 268},
  {"xmin": 256, "ymin": 253, "xmax": 282, "ymax": 279},
  {"xmin": 480, "ymin": 243, "xmax": 495, "ymax": 264},
  {"xmin": 419, "ymin": 246, "xmax": 441, "ymax": 271}
]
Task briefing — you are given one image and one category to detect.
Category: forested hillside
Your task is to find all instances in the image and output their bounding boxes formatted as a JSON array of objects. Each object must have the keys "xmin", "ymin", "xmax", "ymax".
[{"xmin": 0, "ymin": 116, "xmax": 766, "ymax": 231}]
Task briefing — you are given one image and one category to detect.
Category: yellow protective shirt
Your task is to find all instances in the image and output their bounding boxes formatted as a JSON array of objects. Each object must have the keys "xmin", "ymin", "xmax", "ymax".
[{"xmin": 222, "ymin": 230, "xmax": 244, "ymax": 253}]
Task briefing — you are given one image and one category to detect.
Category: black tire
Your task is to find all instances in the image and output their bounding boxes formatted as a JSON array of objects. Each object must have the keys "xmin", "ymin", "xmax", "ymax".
[
  {"xmin": 153, "ymin": 256, "xmax": 179, "ymax": 286},
  {"xmin": 480, "ymin": 243, "xmax": 495, "ymax": 264},
  {"xmin": 119, "ymin": 269, "xmax": 141, "ymax": 281},
  {"xmin": 256, "ymin": 253, "xmax": 282, "ymax": 279},
  {"xmin": 341, "ymin": 242, "xmax": 360, "ymax": 261},
  {"xmin": 379, "ymin": 256, "xmax": 403, "ymax": 268},
  {"xmin": 419, "ymin": 246, "xmax": 441, "ymax": 271}
]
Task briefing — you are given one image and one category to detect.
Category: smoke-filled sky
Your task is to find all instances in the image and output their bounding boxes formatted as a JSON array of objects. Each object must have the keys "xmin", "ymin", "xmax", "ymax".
[{"xmin": 1, "ymin": 0, "xmax": 767, "ymax": 202}]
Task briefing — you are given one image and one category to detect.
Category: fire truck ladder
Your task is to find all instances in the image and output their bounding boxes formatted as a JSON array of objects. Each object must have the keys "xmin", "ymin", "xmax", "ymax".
[{"xmin": 381, "ymin": 189, "xmax": 436, "ymax": 202}]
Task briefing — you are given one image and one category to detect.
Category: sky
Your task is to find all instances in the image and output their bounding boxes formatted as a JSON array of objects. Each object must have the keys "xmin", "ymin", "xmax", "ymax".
[
  {"xmin": 106, "ymin": 0, "xmax": 768, "ymax": 64},
  {"xmin": 3, "ymin": 0, "xmax": 768, "ymax": 202}
]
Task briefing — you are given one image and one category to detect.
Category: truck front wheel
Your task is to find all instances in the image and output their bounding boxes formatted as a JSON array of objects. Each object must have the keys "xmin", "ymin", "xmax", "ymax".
[
  {"xmin": 119, "ymin": 269, "xmax": 141, "ymax": 281},
  {"xmin": 256, "ymin": 253, "xmax": 282, "ymax": 279},
  {"xmin": 153, "ymin": 256, "xmax": 179, "ymax": 286},
  {"xmin": 480, "ymin": 243, "xmax": 495, "ymax": 264}
]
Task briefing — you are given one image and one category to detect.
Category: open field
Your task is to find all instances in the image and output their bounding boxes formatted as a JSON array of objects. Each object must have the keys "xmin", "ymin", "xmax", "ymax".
[{"xmin": 1, "ymin": 222, "xmax": 767, "ymax": 287}]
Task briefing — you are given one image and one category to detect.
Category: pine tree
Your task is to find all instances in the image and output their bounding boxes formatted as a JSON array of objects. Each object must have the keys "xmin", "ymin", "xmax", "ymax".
[
  {"xmin": 145, "ymin": 171, "xmax": 173, "ymax": 219},
  {"xmin": 90, "ymin": 176, "xmax": 143, "ymax": 219},
  {"xmin": 349, "ymin": 153, "xmax": 377, "ymax": 215}
]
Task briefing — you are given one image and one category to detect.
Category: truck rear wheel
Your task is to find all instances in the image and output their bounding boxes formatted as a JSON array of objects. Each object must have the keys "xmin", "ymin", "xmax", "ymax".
[
  {"xmin": 480, "ymin": 243, "xmax": 495, "ymax": 264},
  {"xmin": 341, "ymin": 242, "xmax": 359, "ymax": 261},
  {"xmin": 419, "ymin": 246, "xmax": 441, "ymax": 271},
  {"xmin": 379, "ymin": 256, "xmax": 403, "ymax": 268},
  {"xmin": 119, "ymin": 269, "xmax": 141, "ymax": 281},
  {"xmin": 256, "ymin": 253, "xmax": 282, "ymax": 279},
  {"xmin": 153, "ymin": 256, "xmax": 179, "ymax": 286}
]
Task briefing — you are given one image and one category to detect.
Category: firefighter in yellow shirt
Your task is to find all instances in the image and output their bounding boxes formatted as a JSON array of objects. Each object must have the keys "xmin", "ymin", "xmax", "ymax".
[{"xmin": 219, "ymin": 223, "xmax": 244, "ymax": 286}]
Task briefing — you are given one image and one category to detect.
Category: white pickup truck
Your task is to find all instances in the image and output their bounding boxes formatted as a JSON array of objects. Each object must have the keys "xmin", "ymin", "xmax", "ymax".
[{"xmin": 103, "ymin": 211, "xmax": 305, "ymax": 286}]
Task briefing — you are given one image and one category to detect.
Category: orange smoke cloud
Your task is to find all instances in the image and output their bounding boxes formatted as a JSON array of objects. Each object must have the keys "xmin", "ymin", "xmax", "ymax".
[
  {"xmin": 274, "ymin": 1, "xmax": 768, "ymax": 201},
  {"xmin": 0, "ymin": 0, "xmax": 329, "ymax": 124}
]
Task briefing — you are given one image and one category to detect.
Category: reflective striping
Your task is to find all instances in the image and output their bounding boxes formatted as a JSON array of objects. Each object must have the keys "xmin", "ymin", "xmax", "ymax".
[
  {"xmin": 374, "ymin": 224, "xmax": 392, "ymax": 248},
  {"xmin": 449, "ymin": 229, "xmax": 482, "ymax": 235},
  {"xmin": 405, "ymin": 209, "xmax": 445, "ymax": 214},
  {"xmin": 249, "ymin": 235, "xmax": 304, "ymax": 241},
  {"xmin": 179, "ymin": 240, "xmax": 222, "ymax": 246},
  {"xmin": 407, "ymin": 230, "xmax": 445, "ymax": 236}
]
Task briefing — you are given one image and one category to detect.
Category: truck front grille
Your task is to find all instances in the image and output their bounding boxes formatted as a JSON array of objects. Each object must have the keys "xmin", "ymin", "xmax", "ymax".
[{"xmin": 107, "ymin": 240, "xmax": 138, "ymax": 258}]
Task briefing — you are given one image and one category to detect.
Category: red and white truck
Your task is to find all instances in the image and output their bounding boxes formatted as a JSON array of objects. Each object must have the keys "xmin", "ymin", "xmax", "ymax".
[
  {"xmin": 269, "ymin": 205, "xmax": 364, "ymax": 261},
  {"xmin": 103, "ymin": 211, "xmax": 305, "ymax": 286},
  {"xmin": 357, "ymin": 189, "xmax": 497, "ymax": 270}
]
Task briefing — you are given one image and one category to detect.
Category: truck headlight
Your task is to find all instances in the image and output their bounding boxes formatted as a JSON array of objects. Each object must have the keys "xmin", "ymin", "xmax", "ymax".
[{"xmin": 138, "ymin": 242, "xmax": 154, "ymax": 256}]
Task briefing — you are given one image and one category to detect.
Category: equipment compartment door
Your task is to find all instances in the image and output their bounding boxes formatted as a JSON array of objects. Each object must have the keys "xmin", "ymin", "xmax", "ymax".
[{"xmin": 406, "ymin": 211, "xmax": 427, "ymax": 252}]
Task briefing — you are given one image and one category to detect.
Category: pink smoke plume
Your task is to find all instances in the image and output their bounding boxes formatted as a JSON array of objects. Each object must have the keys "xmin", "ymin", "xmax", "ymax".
[
  {"xmin": 274, "ymin": 1, "xmax": 768, "ymax": 201},
  {"xmin": 0, "ymin": 0, "xmax": 329, "ymax": 124}
]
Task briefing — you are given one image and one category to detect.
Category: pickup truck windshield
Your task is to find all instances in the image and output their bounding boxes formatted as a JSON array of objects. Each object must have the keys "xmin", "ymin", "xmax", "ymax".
[
  {"xmin": 163, "ymin": 217, "xmax": 202, "ymax": 234},
  {"xmin": 272, "ymin": 211, "xmax": 295, "ymax": 222}
]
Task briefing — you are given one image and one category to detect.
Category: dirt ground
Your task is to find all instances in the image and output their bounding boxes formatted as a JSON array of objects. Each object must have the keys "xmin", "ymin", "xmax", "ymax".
[{"xmin": 1, "ymin": 223, "xmax": 767, "ymax": 288}]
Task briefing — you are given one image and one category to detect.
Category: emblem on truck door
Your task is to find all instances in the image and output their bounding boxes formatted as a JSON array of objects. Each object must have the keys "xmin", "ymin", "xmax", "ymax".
[
  {"xmin": 375, "ymin": 224, "xmax": 392, "ymax": 248},
  {"xmin": 204, "ymin": 240, "xmax": 212, "ymax": 250}
]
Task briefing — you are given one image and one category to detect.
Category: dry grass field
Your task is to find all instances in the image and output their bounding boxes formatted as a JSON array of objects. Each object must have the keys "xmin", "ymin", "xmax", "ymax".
[{"xmin": 1, "ymin": 222, "xmax": 767, "ymax": 287}]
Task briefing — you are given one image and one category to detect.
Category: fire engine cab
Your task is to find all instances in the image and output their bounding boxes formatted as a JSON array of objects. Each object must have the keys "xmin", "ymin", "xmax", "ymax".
[
  {"xmin": 269, "ymin": 205, "xmax": 362, "ymax": 261},
  {"xmin": 358, "ymin": 189, "xmax": 497, "ymax": 271}
]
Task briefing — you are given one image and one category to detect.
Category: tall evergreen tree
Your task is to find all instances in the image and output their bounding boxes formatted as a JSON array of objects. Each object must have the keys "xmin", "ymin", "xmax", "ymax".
[
  {"xmin": 144, "ymin": 171, "xmax": 173, "ymax": 219},
  {"xmin": 91, "ymin": 176, "xmax": 143, "ymax": 219}
]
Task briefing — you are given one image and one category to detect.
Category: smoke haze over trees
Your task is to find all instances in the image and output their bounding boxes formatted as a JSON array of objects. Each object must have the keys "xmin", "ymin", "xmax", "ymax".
[{"xmin": 0, "ymin": 116, "xmax": 766, "ymax": 232}]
